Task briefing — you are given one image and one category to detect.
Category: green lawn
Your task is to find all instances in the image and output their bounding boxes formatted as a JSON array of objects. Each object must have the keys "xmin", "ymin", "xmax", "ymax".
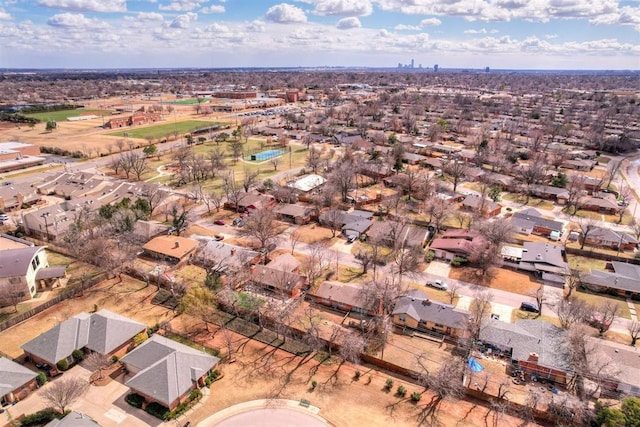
[
  {"xmin": 25, "ymin": 108, "xmax": 112, "ymax": 122},
  {"xmin": 169, "ymin": 98, "xmax": 212, "ymax": 105},
  {"xmin": 107, "ymin": 120, "xmax": 221, "ymax": 140}
]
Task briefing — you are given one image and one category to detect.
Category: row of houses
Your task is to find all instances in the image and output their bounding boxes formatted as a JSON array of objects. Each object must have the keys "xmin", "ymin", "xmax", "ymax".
[{"xmin": 1, "ymin": 309, "xmax": 220, "ymax": 412}]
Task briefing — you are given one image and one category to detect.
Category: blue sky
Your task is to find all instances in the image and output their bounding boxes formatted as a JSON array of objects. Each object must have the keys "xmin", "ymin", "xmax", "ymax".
[{"xmin": 1, "ymin": 0, "xmax": 638, "ymax": 69}]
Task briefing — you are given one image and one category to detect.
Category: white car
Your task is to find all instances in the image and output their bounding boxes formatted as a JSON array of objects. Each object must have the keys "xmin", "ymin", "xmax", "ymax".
[
  {"xmin": 426, "ymin": 279, "xmax": 449, "ymax": 290},
  {"xmin": 0, "ymin": 214, "xmax": 9, "ymax": 221}
]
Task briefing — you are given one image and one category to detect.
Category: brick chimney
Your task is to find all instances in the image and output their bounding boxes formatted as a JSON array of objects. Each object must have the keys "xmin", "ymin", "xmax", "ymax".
[
  {"xmin": 528, "ymin": 353, "xmax": 539, "ymax": 363},
  {"xmin": 174, "ymin": 241, "xmax": 180, "ymax": 249}
]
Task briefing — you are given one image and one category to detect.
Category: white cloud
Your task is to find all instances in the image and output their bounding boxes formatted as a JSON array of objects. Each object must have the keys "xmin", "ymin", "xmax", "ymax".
[
  {"xmin": 464, "ymin": 28, "xmax": 498, "ymax": 34},
  {"xmin": 373, "ymin": 0, "xmax": 621, "ymax": 23},
  {"xmin": 246, "ymin": 20, "xmax": 266, "ymax": 32},
  {"xmin": 306, "ymin": 0, "xmax": 372, "ymax": 17},
  {"xmin": 206, "ymin": 22, "xmax": 229, "ymax": 32},
  {"xmin": 337, "ymin": 17, "xmax": 361, "ymax": 29},
  {"xmin": 159, "ymin": 0, "xmax": 206, "ymax": 12},
  {"xmin": 590, "ymin": 6, "xmax": 640, "ymax": 31},
  {"xmin": 0, "ymin": 8, "xmax": 12, "ymax": 20},
  {"xmin": 265, "ymin": 3, "xmax": 307, "ymax": 23},
  {"xmin": 420, "ymin": 18, "xmax": 441, "ymax": 27},
  {"xmin": 394, "ymin": 24, "xmax": 420, "ymax": 30},
  {"xmin": 170, "ymin": 12, "xmax": 197, "ymax": 28},
  {"xmin": 38, "ymin": 0, "xmax": 126, "ymax": 13},
  {"xmin": 124, "ymin": 12, "xmax": 164, "ymax": 22},
  {"xmin": 47, "ymin": 12, "xmax": 109, "ymax": 29},
  {"xmin": 201, "ymin": 5, "xmax": 225, "ymax": 14}
]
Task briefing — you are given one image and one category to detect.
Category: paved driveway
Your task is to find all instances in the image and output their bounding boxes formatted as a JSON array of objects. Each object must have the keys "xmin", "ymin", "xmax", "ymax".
[{"xmin": 0, "ymin": 365, "xmax": 159, "ymax": 427}]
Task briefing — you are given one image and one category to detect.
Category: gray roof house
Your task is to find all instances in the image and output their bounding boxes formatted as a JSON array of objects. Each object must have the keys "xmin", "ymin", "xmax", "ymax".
[
  {"xmin": 581, "ymin": 261, "xmax": 640, "ymax": 298},
  {"xmin": 511, "ymin": 208, "xmax": 564, "ymax": 236},
  {"xmin": 121, "ymin": 334, "xmax": 220, "ymax": 411},
  {"xmin": 21, "ymin": 309, "xmax": 146, "ymax": 369},
  {"xmin": 0, "ymin": 357, "xmax": 37, "ymax": 404},
  {"xmin": 392, "ymin": 290, "xmax": 469, "ymax": 338},
  {"xmin": 501, "ymin": 242, "xmax": 569, "ymax": 283},
  {"xmin": 45, "ymin": 412, "xmax": 98, "ymax": 427}
]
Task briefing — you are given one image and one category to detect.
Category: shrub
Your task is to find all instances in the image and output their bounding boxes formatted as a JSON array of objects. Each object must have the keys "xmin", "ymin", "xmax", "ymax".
[
  {"xmin": 125, "ymin": 393, "xmax": 145, "ymax": 408},
  {"xmin": 111, "ymin": 355, "xmax": 119, "ymax": 363},
  {"xmin": 397, "ymin": 385, "xmax": 407, "ymax": 397},
  {"xmin": 189, "ymin": 388, "xmax": 202, "ymax": 402},
  {"xmin": 20, "ymin": 408, "xmax": 61, "ymax": 426},
  {"xmin": 354, "ymin": 370, "xmax": 361, "ymax": 381},
  {"xmin": 451, "ymin": 256, "xmax": 468, "ymax": 267},
  {"xmin": 72, "ymin": 349, "xmax": 84, "ymax": 362},
  {"xmin": 208, "ymin": 369, "xmax": 220, "ymax": 382},
  {"xmin": 56, "ymin": 359, "xmax": 68, "ymax": 371},
  {"xmin": 411, "ymin": 392, "xmax": 422, "ymax": 402},
  {"xmin": 311, "ymin": 380, "xmax": 318, "ymax": 389},
  {"xmin": 146, "ymin": 402, "xmax": 170, "ymax": 420},
  {"xmin": 425, "ymin": 251, "xmax": 435, "ymax": 262},
  {"xmin": 385, "ymin": 378, "xmax": 394, "ymax": 390},
  {"xmin": 36, "ymin": 371, "xmax": 47, "ymax": 386}
]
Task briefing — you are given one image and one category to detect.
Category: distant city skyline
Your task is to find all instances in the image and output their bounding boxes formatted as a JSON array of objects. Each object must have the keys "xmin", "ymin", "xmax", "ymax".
[{"xmin": 0, "ymin": 1, "xmax": 638, "ymax": 70}]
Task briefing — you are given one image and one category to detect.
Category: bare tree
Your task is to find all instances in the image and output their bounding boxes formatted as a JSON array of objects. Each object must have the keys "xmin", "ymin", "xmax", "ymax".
[
  {"xmin": 300, "ymin": 241, "xmax": 329, "ymax": 287},
  {"xmin": 84, "ymin": 352, "xmax": 112, "ymax": 380},
  {"xmin": 339, "ymin": 330, "xmax": 366, "ymax": 367},
  {"xmin": 242, "ymin": 168, "xmax": 260, "ymax": 192},
  {"xmin": 40, "ymin": 377, "xmax": 90, "ymax": 414},
  {"xmin": 446, "ymin": 281, "xmax": 461, "ymax": 304},
  {"xmin": 556, "ymin": 296, "xmax": 589, "ymax": 329},
  {"xmin": 0, "ymin": 281, "xmax": 26, "ymax": 313},
  {"xmin": 290, "ymin": 229, "xmax": 302, "ymax": 255},
  {"xmin": 238, "ymin": 208, "xmax": 280, "ymax": 250},
  {"xmin": 468, "ymin": 288, "xmax": 493, "ymax": 341},
  {"xmin": 442, "ymin": 158, "xmax": 466, "ymax": 192},
  {"xmin": 416, "ymin": 356, "xmax": 466, "ymax": 424},
  {"xmin": 628, "ymin": 320, "xmax": 640, "ymax": 346},
  {"xmin": 592, "ymin": 300, "xmax": 620, "ymax": 336},
  {"xmin": 565, "ymin": 269, "xmax": 582, "ymax": 300},
  {"xmin": 532, "ymin": 285, "xmax": 546, "ymax": 318},
  {"xmin": 306, "ymin": 146, "xmax": 322, "ymax": 174},
  {"xmin": 577, "ymin": 217, "xmax": 599, "ymax": 250}
]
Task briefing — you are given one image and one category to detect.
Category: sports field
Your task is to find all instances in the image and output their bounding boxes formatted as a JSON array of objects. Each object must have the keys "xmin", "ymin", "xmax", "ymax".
[
  {"xmin": 169, "ymin": 98, "xmax": 212, "ymax": 105},
  {"xmin": 107, "ymin": 120, "xmax": 222, "ymax": 139},
  {"xmin": 25, "ymin": 109, "xmax": 112, "ymax": 122}
]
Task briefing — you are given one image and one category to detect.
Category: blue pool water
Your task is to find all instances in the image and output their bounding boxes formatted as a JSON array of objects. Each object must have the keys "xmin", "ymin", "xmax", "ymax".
[{"xmin": 250, "ymin": 149, "xmax": 286, "ymax": 161}]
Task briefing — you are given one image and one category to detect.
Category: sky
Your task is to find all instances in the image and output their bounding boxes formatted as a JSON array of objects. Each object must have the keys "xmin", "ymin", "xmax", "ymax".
[{"xmin": 0, "ymin": 0, "xmax": 639, "ymax": 70}]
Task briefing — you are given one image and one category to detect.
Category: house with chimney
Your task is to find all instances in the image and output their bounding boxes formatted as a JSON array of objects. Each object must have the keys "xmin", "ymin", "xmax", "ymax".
[
  {"xmin": 392, "ymin": 290, "xmax": 469, "ymax": 339},
  {"xmin": 141, "ymin": 236, "xmax": 198, "ymax": 265}
]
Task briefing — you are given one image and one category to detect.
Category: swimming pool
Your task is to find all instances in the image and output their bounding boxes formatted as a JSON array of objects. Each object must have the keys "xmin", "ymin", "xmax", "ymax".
[{"xmin": 250, "ymin": 148, "xmax": 286, "ymax": 161}]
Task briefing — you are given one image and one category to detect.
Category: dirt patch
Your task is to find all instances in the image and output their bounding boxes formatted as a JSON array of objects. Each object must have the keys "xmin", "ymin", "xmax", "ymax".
[
  {"xmin": 294, "ymin": 224, "xmax": 336, "ymax": 244},
  {"xmin": 449, "ymin": 267, "xmax": 540, "ymax": 296}
]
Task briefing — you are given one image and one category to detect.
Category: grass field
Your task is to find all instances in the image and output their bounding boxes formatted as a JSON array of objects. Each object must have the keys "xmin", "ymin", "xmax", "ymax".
[
  {"xmin": 107, "ymin": 120, "xmax": 221, "ymax": 140},
  {"xmin": 169, "ymin": 98, "xmax": 212, "ymax": 105},
  {"xmin": 25, "ymin": 108, "xmax": 112, "ymax": 122}
]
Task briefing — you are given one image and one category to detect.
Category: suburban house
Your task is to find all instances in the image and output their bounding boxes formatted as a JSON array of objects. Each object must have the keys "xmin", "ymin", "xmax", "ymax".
[
  {"xmin": 0, "ymin": 357, "xmax": 37, "ymax": 406},
  {"xmin": 580, "ymin": 261, "xmax": 640, "ymax": 299},
  {"xmin": 583, "ymin": 227, "xmax": 638, "ymax": 251},
  {"xmin": 365, "ymin": 221, "xmax": 430, "ymax": 248},
  {"xmin": 21, "ymin": 309, "xmax": 147, "ymax": 374},
  {"xmin": 392, "ymin": 290, "xmax": 469, "ymax": 339},
  {"xmin": 0, "ymin": 181, "xmax": 42, "ymax": 212},
  {"xmin": 273, "ymin": 203, "xmax": 315, "ymax": 224},
  {"xmin": 428, "ymin": 229, "xmax": 486, "ymax": 261},
  {"xmin": 510, "ymin": 208, "xmax": 564, "ymax": 238},
  {"xmin": 121, "ymin": 334, "xmax": 220, "ymax": 412},
  {"xmin": 288, "ymin": 174, "xmax": 326, "ymax": 198},
  {"xmin": 480, "ymin": 319, "xmax": 621, "ymax": 392},
  {"xmin": 502, "ymin": 242, "xmax": 569, "ymax": 283},
  {"xmin": 0, "ymin": 235, "xmax": 65, "ymax": 306},
  {"xmin": 141, "ymin": 236, "xmax": 199, "ymax": 265},
  {"xmin": 195, "ymin": 240, "xmax": 262, "ymax": 277},
  {"xmin": 44, "ymin": 412, "xmax": 98, "ymax": 427},
  {"xmin": 250, "ymin": 264, "xmax": 306, "ymax": 298},
  {"xmin": 308, "ymin": 281, "xmax": 380, "ymax": 316},
  {"xmin": 319, "ymin": 209, "xmax": 374, "ymax": 238},
  {"xmin": 580, "ymin": 194, "xmax": 621, "ymax": 215},
  {"xmin": 461, "ymin": 195, "xmax": 502, "ymax": 218},
  {"xmin": 226, "ymin": 193, "xmax": 276, "ymax": 213},
  {"xmin": 479, "ymin": 319, "xmax": 570, "ymax": 385}
]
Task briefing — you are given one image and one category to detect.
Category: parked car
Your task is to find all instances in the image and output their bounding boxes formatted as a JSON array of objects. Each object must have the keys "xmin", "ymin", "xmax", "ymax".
[
  {"xmin": 426, "ymin": 279, "xmax": 448, "ymax": 290},
  {"xmin": 346, "ymin": 234, "xmax": 358, "ymax": 244},
  {"xmin": 214, "ymin": 234, "xmax": 224, "ymax": 241},
  {"xmin": 0, "ymin": 214, "xmax": 9, "ymax": 221},
  {"xmin": 214, "ymin": 219, "xmax": 226, "ymax": 225},
  {"xmin": 520, "ymin": 302, "xmax": 540, "ymax": 313}
]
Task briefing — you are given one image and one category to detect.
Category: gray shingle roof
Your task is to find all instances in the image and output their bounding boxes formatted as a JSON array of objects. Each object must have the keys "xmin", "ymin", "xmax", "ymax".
[
  {"xmin": 393, "ymin": 294, "xmax": 469, "ymax": 329},
  {"xmin": 0, "ymin": 357, "xmax": 37, "ymax": 397},
  {"xmin": 44, "ymin": 412, "xmax": 98, "ymax": 427},
  {"xmin": 121, "ymin": 334, "xmax": 219, "ymax": 407},
  {"xmin": 0, "ymin": 246, "xmax": 43, "ymax": 278},
  {"xmin": 21, "ymin": 310, "xmax": 146, "ymax": 365}
]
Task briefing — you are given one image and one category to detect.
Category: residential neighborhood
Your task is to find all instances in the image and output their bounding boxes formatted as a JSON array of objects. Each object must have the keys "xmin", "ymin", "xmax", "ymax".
[{"xmin": 0, "ymin": 68, "xmax": 639, "ymax": 427}]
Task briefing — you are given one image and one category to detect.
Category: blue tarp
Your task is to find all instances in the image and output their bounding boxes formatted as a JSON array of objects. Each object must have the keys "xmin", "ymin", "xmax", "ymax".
[{"xmin": 468, "ymin": 357, "xmax": 484, "ymax": 372}]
